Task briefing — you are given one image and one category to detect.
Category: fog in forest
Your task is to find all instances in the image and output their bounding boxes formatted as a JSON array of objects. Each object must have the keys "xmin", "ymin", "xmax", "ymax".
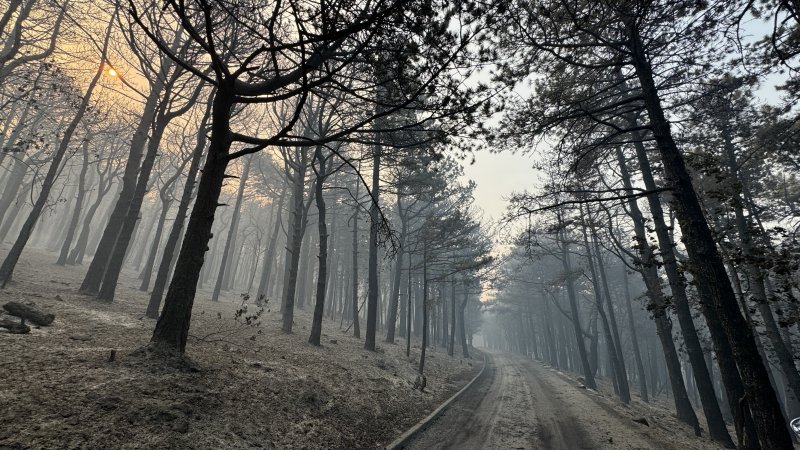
[{"xmin": 1, "ymin": 0, "xmax": 799, "ymax": 449}]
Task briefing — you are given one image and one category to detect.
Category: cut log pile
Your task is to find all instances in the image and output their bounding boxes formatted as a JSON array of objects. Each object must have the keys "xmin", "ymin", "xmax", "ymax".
[{"xmin": 0, "ymin": 301, "xmax": 55, "ymax": 334}]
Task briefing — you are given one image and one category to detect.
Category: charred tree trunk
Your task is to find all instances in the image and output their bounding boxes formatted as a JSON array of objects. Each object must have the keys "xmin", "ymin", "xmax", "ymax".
[
  {"xmin": 386, "ymin": 196, "xmax": 406, "ymax": 343},
  {"xmin": 627, "ymin": 131, "xmax": 759, "ymax": 445},
  {"xmin": 80, "ymin": 43, "xmax": 174, "ymax": 296},
  {"xmin": 579, "ymin": 207, "xmax": 630, "ymax": 403},
  {"xmin": 280, "ymin": 150, "xmax": 310, "ymax": 333},
  {"xmin": 130, "ymin": 204, "xmax": 157, "ymax": 270},
  {"xmin": 591, "ymin": 228, "xmax": 629, "ymax": 387},
  {"xmin": 309, "ymin": 146, "xmax": 329, "ymax": 346},
  {"xmin": 139, "ymin": 197, "xmax": 172, "ymax": 291},
  {"xmin": 365, "ymin": 144, "xmax": 381, "ymax": 351},
  {"xmin": 627, "ymin": 26, "xmax": 791, "ymax": 448},
  {"xmin": 351, "ymin": 180, "xmax": 361, "ymax": 339},
  {"xmin": 212, "ymin": 155, "xmax": 252, "ymax": 302},
  {"xmin": 622, "ymin": 266, "xmax": 649, "ymax": 402},
  {"xmin": 406, "ymin": 256, "xmax": 413, "ymax": 356},
  {"xmin": 57, "ymin": 138, "xmax": 91, "ymax": 265},
  {"xmin": 96, "ymin": 118, "xmax": 168, "ymax": 302},
  {"xmin": 140, "ymin": 162, "xmax": 184, "ymax": 291},
  {"xmin": 296, "ymin": 232, "xmax": 313, "ymax": 309},
  {"xmin": 256, "ymin": 187, "xmax": 286, "ymax": 303},
  {"xmin": 720, "ymin": 117, "xmax": 800, "ymax": 421},
  {"xmin": 149, "ymin": 85, "xmax": 234, "ymax": 354},
  {"xmin": 145, "ymin": 113, "xmax": 209, "ymax": 318},
  {"xmin": 459, "ymin": 285, "xmax": 470, "ymax": 359},
  {"xmin": 542, "ymin": 289, "xmax": 559, "ymax": 367},
  {"xmin": 68, "ymin": 168, "xmax": 115, "ymax": 265},
  {"xmin": 419, "ymin": 248, "xmax": 429, "ymax": 374},
  {"xmin": 617, "ymin": 145, "xmax": 730, "ymax": 444},
  {"xmin": 0, "ymin": 13, "xmax": 114, "ymax": 286},
  {"xmin": 558, "ymin": 215, "xmax": 597, "ymax": 389},
  {"xmin": 448, "ymin": 279, "xmax": 456, "ymax": 356},
  {"xmin": 613, "ymin": 147, "xmax": 700, "ymax": 431}
]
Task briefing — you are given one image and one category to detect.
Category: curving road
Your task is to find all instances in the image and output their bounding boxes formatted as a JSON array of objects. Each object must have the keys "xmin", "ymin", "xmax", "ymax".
[{"xmin": 402, "ymin": 351, "xmax": 679, "ymax": 450}]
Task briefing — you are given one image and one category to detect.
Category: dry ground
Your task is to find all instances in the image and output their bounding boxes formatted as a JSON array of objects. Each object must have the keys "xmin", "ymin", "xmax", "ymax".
[
  {"xmin": 0, "ymin": 248, "xmax": 480, "ymax": 449},
  {"xmin": 406, "ymin": 351, "xmax": 732, "ymax": 450}
]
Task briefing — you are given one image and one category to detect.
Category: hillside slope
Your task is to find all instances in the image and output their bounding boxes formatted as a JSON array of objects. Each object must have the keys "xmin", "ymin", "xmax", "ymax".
[{"xmin": 0, "ymin": 249, "xmax": 480, "ymax": 449}]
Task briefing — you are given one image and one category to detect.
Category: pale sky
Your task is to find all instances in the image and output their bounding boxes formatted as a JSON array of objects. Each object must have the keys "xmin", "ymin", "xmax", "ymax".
[{"xmin": 463, "ymin": 150, "xmax": 535, "ymax": 223}]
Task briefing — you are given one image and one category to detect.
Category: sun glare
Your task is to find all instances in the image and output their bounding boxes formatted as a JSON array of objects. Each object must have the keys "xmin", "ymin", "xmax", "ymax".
[{"xmin": 107, "ymin": 67, "xmax": 117, "ymax": 77}]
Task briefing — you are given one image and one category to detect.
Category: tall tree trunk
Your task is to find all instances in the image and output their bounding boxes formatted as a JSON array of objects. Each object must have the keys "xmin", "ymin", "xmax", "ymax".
[
  {"xmin": 579, "ymin": 207, "xmax": 630, "ymax": 403},
  {"xmin": 309, "ymin": 147, "xmax": 329, "ymax": 346},
  {"xmin": 129, "ymin": 204, "xmax": 156, "ymax": 270},
  {"xmin": 441, "ymin": 279, "xmax": 449, "ymax": 348},
  {"xmin": 280, "ymin": 150, "xmax": 310, "ymax": 333},
  {"xmin": 139, "ymin": 198, "xmax": 171, "ymax": 291},
  {"xmin": 612, "ymin": 146, "xmax": 699, "ymax": 431},
  {"xmin": 212, "ymin": 155, "xmax": 252, "ymax": 302},
  {"xmin": 324, "ymin": 201, "xmax": 339, "ymax": 319},
  {"xmin": 46, "ymin": 181, "xmax": 77, "ymax": 252},
  {"xmin": 145, "ymin": 112, "xmax": 209, "ymax": 318},
  {"xmin": 590, "ymin": 227, "xmax": 629, "ymax": 384},
  {"xmin": 68, "ymin": 170, "xmax": 114, "ymax": 265},
  {"xmin": 617, "ymin": 145, "xmax": 730, "ymax": 444},
  {"xmin": 542, "ymin": 289, "xmax": 559, "ymax": 367},
  {"xmin": 558, "ymin": 215, "xmax": 597, "ymax": 389},
  {"xmin": 365, "ymin": 145, "xmax": 381, "ymax": 351},
  {"xmin": 96, "ymin": 118, "xmax": 167, "ymax": 302},
  {"xmin": 140, "ymin": 162, "xmax": 185, "ymax": 291},
  {"xmin": 627, "ymin": 131, "xmax": 759, "ymax": 446},
  {"xmin": 256, "ymin": 187, "xmax": 286, "ymax": 303},
  {"xmin": 80, "ymin": 40, "xmax": 175, "ymax": 295},
  {"xmin": 351, "ymin": 179, "xmax": 361, "ymax": 338},
  {"xmin": 222, "ymin": 162, "xmax": 252, "ymax": 292},
  {"xmin": 622, "ymin": 267, "xmax": 648, "ymax": 402},
  {"xmin": 448, "ymin": 279, "xmax": 456, "ymax": 356},
  {"xmin": 459, "ymin": 285, "xmax": 470, "ymax": 358},
  {"xmin": 296, "ymin": 232, "xmax": 313, "ymax": 309},
  {"xmin": 0, "ymin": 11, "xmax": 114, "ymax": 286},
  {"xmin": 57, "ymin": 138, "xmax": 91, "ymax": 265},
  {"xmin": 419, "ymin": 247, "xmax": 429, "ymax": 374},
  {"xmin": 406, "ymin": 257, "xmax": 413, "ymax": 356},
  {"xmin": 149, "ymin": 86, "xmax": 234, "ymax": 354},
  {"xmin": 627, "ymin": 26, "xmax": 791, "ymax": 448},
  {"xmin": 386, "ymin": 197, "xmax": 406, "ymax": 343},
  {"xmin": 719, "ymin": 116, "xmax": 800, "ymax": 420}
]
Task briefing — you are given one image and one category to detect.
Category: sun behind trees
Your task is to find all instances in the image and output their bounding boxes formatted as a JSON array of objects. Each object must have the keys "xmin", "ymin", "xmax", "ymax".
[
  {"xmin": 1, "ymin": 0, "xmax": 800, "ymax": 448},
  {"xmin": 0, "ymin": 0, "xmax": 493, "ymax": 368}
]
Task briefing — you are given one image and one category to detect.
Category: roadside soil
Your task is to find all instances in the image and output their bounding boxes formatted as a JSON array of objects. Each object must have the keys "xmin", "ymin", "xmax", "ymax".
[{"xmin": 0, "ymin": 248, "xmax": 480, "ymax": 449}]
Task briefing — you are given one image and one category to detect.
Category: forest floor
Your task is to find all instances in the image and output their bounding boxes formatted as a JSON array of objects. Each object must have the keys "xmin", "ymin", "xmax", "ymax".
[{"xmin": 0, "ymin": 248, "xmax": 481, "ymax": 449}]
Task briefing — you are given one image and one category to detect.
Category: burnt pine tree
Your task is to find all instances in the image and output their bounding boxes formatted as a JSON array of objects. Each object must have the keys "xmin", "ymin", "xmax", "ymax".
[
  {"xmin": 131, "ymin": 0, "xmax": 487, "ymax": 354},
  {"xmin": 80, "ymin": 28, "xmax": 186, "ymax": 296},
  {"xmin": 145, "ymin": 107, "xmax": 211, "ymax": 318},
  {"xmin": 491, "ymin": 1, "xmax": 792, "ymax": 446},
  {"xmin": 0, "ymin": 6, "xmax": 117, "ymax": 287}
]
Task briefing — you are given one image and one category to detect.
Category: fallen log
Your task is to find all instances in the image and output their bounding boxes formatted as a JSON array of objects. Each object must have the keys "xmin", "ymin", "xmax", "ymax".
[
  {"xmin": 0, "ymin": 317, "xmax": 30, "ymax": 334},
  {"xmin": 3, "ymin": 301, "xmax": 55, "ymax": 326}
]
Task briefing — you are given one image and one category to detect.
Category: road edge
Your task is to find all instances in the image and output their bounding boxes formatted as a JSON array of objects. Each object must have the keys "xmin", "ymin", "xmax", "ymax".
[{"xmin": 385, "ymin": 351, "xmax": 488, "ymax": 450}]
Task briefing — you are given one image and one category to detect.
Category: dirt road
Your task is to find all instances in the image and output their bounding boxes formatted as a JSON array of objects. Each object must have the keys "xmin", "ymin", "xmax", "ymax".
[{"xmin": 403, "ymin": 351, "xmax": 710, "ymax": 450}]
